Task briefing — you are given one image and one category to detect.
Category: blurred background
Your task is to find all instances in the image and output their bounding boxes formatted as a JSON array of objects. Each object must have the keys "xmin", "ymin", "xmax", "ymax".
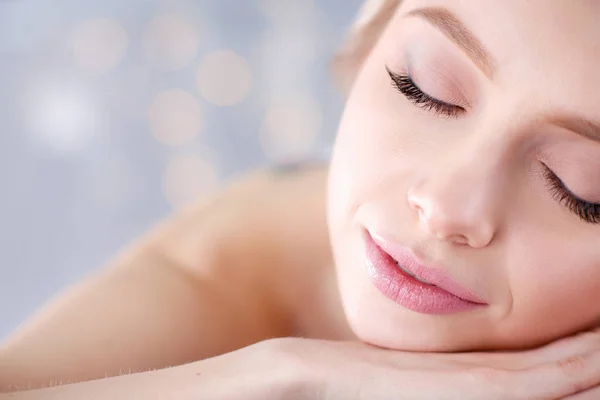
[{"xmin": 0, "ymin": 0, "xmax": 363, "ymax": 339}]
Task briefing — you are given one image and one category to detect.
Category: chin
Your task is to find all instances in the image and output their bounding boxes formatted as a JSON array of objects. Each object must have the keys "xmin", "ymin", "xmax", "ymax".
[
  {"xmin": 332, "ymin": 244, "xmax": 495, "ymax": 352},
  {"xmin": 340, "ymin": 292, "xmax": 477, "ymax": 352},
  {"xmin": 340, "ymin": 284, "xmax": 586, "ymax": 353},
  {"xmin": 335, "ymin": 262, "xmax": 463, "ymax": 352}
]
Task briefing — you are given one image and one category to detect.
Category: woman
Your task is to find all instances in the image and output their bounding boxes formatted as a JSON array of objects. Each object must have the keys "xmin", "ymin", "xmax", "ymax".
[{"xmin": 3, "ymin": 0, "xmax": 600, "ymax": 398}]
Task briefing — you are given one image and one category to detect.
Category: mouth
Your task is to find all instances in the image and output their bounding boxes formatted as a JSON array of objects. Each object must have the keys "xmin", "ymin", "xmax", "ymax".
[
  {"xmin": 393, "ymin": 259, "xmax": 435, "ymax": 285},
  {"xmin": 363, "ymin": 229, "xmax": 486, "ymax": 314}
]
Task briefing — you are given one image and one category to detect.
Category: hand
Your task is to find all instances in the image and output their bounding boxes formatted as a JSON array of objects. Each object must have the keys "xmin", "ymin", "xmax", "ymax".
[
  {"xmin": 258, "ymin": 329, "xmax": 600, "ymax": 400},
  {"xmin": 563, "ymin": 387, "xmax": 600, "ymax": 400}
]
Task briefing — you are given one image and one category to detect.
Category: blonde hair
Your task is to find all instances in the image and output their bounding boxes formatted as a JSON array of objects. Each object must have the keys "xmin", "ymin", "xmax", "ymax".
[{"xmin": 333, "ymin": 0, "xmax": 401, "ymax": 93}]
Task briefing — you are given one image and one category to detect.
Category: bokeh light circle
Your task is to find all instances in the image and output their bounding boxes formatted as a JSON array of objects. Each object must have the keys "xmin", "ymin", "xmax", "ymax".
[
  {"xmin": 148, "ymin": 89, "xmax": 203, "ymax": 146},
  {"xmin": 73, "ymin": 18, "xmax": 129, "ymax": 74},
  {"xmin": 142, "ymin": 14, "xmax": 200, "ymax": 70},
  {"xmin": 259, "ymin": 92, "xmax": 322, "ymax": 162},
  {"xmin": 196, "ymin": 50, "xmax": 253, "ymax": 106}
]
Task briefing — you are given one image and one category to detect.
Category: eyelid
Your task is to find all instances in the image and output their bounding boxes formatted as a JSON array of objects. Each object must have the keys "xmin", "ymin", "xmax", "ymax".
[
  {"xmin": 410, "ymin": 66, "xmax": 472, "ymax": 109},
  {"xmin": 387, "ymin": 66, "xmax": 465, "ymax": 117},
  {"xmin": 542, "ymin": 163, "xmax": 600, "ymax": 224}
]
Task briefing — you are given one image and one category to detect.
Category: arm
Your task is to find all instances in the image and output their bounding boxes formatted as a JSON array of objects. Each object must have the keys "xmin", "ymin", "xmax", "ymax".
[
  {"xmin": 6, "ymin": 335, "xmax": 600, "ymax": 400},
  {"xmin": 0, "ymin": 341, "xmax": 309, "ymax": 400},
  {"xmin": 2, "ymin": 163, "xmax": 599, "ymax": 399},
  {"xmin": 0, "ymin": 164, "xmax": 329, "ymax": 392}
]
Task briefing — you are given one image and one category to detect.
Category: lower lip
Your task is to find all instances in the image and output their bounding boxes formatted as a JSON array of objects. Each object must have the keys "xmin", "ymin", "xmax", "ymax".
[{"xmin": 364, "ymin": 232, "xmax": 481, "ymax": 314}]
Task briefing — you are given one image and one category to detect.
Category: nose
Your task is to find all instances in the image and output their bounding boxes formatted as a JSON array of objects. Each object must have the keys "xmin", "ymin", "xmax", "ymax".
[{"xmin": 407, "ymin": 160, "xmax": 501, "ymax": 248}]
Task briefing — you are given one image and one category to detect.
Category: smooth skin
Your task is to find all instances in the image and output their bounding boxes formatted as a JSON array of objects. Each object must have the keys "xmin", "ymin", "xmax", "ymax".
[
  {"xmin": 329, "ymin": 0, "xmax": 600, "ymax": 353},
  {"xmin": 2, "ymin": 166, "xmax": 600, "ymax": 399},
  {"xmin": 4, "ymin": 0, "xmax": 600, "ymax": 398}
]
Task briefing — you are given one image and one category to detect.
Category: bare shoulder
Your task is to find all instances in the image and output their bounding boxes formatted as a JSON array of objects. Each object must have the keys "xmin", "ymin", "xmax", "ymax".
[
  {"xmin": 148, "ymin": 159, "xmax": 332, "ymax": 319},
  {"xmin": 0, "ymin": 160, "xmax": 334, "ymax": 390},
  {"xmin": 146, "ymin": 159, "xmax": 333, "ymax": 333},
  {"xmin": 148, "ymin": 159, "xmax": 330, "ymax": 269}
]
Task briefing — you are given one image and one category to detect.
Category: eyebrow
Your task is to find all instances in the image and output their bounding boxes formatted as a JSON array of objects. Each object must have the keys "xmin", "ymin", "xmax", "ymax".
[
  {"xmin": 406, "ymin": 6, "xmax": 496, "ymax": 79},
  {"xmin": 405, "ymin": 7, "xmax": 600, "ymax": 143},
  {"xmin": 547, "ymin": 114, "xmax": 600, "ymax": 143}
]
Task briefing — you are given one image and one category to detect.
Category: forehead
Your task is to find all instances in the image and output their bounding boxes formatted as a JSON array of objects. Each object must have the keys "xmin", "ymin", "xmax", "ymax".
[
  {"xmin": 388, "ymin": 0, "xmax": 600, "ymax": 112},
  {"xmin": 396, "ymin": 0, "xmax": 600, "ymax": 56}
]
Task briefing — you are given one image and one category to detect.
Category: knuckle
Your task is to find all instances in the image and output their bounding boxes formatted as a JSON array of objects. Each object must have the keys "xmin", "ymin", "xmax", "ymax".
[
  {"xmin": 554, "ymin": 355, "xmax": 592, "ymax": 395},
  {"xmin": 557, "ymin": 355, "xmax": 588, "ymax": 377}
]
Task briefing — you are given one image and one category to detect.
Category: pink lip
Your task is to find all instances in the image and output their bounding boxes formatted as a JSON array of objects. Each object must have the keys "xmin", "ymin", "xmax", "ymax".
[{"xmin": 364, "ymin": 230, "xmax": 486, "ymax": 314}]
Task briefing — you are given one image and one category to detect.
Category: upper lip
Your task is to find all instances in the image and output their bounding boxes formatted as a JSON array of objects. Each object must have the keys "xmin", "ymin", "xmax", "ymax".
[{"xmin": 368, "ymin": 230, "xmax": 486, "ymax": 304}]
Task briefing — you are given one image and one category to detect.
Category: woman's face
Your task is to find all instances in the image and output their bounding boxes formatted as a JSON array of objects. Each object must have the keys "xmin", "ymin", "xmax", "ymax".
[{"xmin": 328, "ymin": 0, "xmax": 600, "ymax": 352}]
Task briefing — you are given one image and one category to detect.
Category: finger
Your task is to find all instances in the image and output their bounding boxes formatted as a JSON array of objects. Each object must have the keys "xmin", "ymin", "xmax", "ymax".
[
  {"xmin": 561, "ymin": 385, "xmax": 600, "ymax": 400},
  {"xmin": 514, "ymin": 349, "xmax": 600, "ymax": 399},
  {"xmin": 453, "ymin": 330, "xmax": 600, "ymax": 370},
  {"xmin": 526, "ymin": 330, "xmax": 600, "ymax": 366},
  {"xmin": 449, "ymin": 350, "xmax": 600, "ymax": 400}
]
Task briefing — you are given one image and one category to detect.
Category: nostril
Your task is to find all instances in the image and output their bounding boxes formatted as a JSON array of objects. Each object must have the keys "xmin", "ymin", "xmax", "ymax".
[
  {"xmin": 407, "ymin": 187, "xmax": 430, "ymax": 217},
  {"xmin": 449, "ymin": 233, "xmax": 470, "ymax": 246},
  {"xmin": 416, "ymin": 207, "xmax": 423, "ymax": 218}
]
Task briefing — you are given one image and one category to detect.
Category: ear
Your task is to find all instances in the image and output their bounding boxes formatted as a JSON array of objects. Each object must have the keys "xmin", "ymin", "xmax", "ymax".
[{"xmin": 332, "ymin": 0, "xmax": 401, "ymax": 94}]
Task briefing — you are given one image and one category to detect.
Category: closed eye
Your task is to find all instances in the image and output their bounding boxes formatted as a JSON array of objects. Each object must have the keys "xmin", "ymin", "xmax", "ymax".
[
  {"xmin": 386, "ymin": 66, "xmax": 465, "ymax": 118},
  {"xmin": 542, "ymin": 164, "xmax": 600, "ymax": 224}
]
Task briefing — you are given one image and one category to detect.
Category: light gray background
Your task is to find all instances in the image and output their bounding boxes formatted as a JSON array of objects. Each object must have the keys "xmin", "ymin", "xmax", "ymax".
[{"xmin": 0, "ymin": 0, "xmax": 363, "ymax": 339}]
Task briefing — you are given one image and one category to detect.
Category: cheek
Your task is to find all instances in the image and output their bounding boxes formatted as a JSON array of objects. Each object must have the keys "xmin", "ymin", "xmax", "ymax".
[
  {"xmin": 333, "ymin": 52, "xmax": 463, "ymax": 181},
  {"xmin": 506, "ymin": 226, "xmax": 600, "ymax": 336},
  {"xmin": 328, "ymin": 62, "xmax": 439, "ymax": 247},
  {"xmin": 331, "ymin": 69, "xmax": 426, "ymax": 192},
  {"xmin": 329, "ymin": 104, "xmax": 413, "ymax": 236}
]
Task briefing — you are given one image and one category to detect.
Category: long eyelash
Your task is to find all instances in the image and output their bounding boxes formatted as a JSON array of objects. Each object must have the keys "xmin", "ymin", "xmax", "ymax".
[
  {"xmin": 542, "ymin": 165, "xmax": 600, "ymax": 224},
  {"xmin": 386, "ymin": 66, "xmax": 464, "ymax": 117}
]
